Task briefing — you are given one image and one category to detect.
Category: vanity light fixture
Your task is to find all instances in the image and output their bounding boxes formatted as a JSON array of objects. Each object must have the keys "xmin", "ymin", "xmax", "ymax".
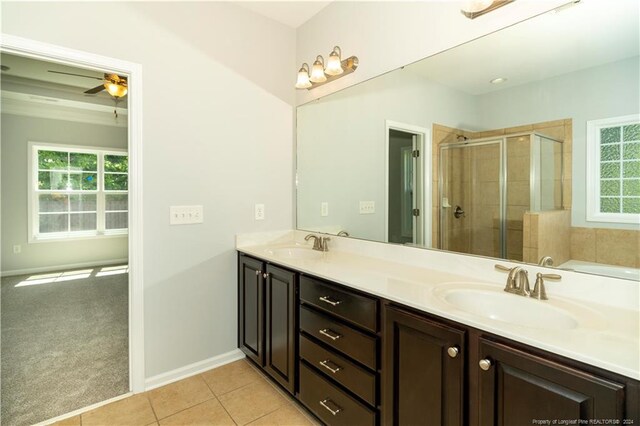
[
  {"xmin": 295, "ymin": 63, "xmax": 312, "ymax": 89},
  {"xmin": 310, "ymin": 56, "xmax": 327, "ymax": 83},
  {"xmin": 325, "ymin": 46, "xmax": 344, "ymax": 76},
  {"xmin": 295, "ymin": 45, "xmax": 359, "ymax": 90},
  {"xmin": 461, "ymin": 0, "xmax": 514, "ymax": 19},
  {"xmin": 490, "ymin": 77, "xmax": 507, "ymax": 84}
]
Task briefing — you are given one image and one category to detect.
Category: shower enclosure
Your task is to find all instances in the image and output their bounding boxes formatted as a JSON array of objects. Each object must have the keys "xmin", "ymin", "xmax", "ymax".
[{"xmin": 439, "ymin": 132, "xmax": 563, "ymax": 261}]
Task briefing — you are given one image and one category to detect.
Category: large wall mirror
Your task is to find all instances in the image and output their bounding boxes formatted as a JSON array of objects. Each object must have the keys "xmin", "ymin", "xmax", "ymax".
[{"xmin": 296, "ymin": 0, "xmax": 640, "ymax": 281}]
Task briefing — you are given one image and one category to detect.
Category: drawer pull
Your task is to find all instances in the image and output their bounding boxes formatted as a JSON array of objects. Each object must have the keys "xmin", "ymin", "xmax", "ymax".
[
  {"xmin": 319, "ymin": 398, "xmax": 342, "ymax": 416},
  {"xmin": 319, "ymin": 359, "xmax": 342, "ymax": 374},
  {"xmin": 319, "ymin": 295, "xmax": 342, "ymax": 306},
  {"xmin": 319, "ymin": 328, "xmax": 342, "ymax": 341}
]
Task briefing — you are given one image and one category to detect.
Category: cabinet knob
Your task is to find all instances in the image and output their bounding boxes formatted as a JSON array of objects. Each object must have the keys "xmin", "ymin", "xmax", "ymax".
[
  {"xmin": 447, "ymin": 346, "xmax": 459, "ymax": 358},
  {"xmin": 479, "ymin": 358, "xmax": 492, "ymax": 371},
  {"xmin": 255, "ymin": 270, "xmax": 260, "ymax": 276},
  {"xmin": 263, "ymin": 273, "xmax": 269, "ymax": 279}
]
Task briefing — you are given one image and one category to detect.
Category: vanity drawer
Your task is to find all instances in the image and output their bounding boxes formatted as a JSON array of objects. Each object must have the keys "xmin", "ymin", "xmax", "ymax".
[
  {"xmin": 300, "ymin": 276, "xmax": 378, "ymax": 332},
  {"xmin": 300, "ymin": 334, "xmax": 377, "ymax": 406},
  {"xmin": 300, "ymin": 306, "xmax": 377, "ymax": 370},
  {"xmin": 299, "ymin": 361, "xmax": 376, "ymax": 426}
]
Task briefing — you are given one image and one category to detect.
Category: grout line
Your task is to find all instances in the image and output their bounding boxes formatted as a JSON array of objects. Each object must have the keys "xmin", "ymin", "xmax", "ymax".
[
  {"xmin": 152, "ymin": 376, "xmax": 217, "ymax": 422},
  {"xmin": 199, "ymin": 372, "xmax": 237, "ymax": 424},
  {"xmin": 144, "ymin": 393, "xmax": 159, "ymax": 423}
]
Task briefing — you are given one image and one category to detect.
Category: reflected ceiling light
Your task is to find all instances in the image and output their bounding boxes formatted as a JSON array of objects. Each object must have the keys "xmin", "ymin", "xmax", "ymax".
[
  {"xmin": 490, "ymin": 77, "xmax": 507, "ymax": 84},
  {"xmin": 325, "ymin": 46, "xmax": 344, "ymax": 76},
  {"xmin": 295, "ymin": 63, "xmax": 312, "ymax": 89},
  {"xmin": 461, "ymin": 0, "xmax": 514, "ymax": 19},
  {"xmin": 295, "ymin": 45, "xmax": 358, "ymax": 90},
  {"xmin": 310, "ymin": 55, "xmax": 327, "ymax": 83}
]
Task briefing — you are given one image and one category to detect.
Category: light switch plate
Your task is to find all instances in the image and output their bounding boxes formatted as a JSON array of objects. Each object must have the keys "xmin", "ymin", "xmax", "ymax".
[
  {"xmin": 359, "ymin": 201, "xmax": 375, "ymax": 214},
  {"xmin": 170, "ymin": 205, "xmax": 204, "ymax": 225},
  {"xmin": 321, "ymin": 202, "xmax": 329, "ymax": 217},
  {"xmin": 255, "ymin": 204, "xmax": 265, "ymax": 220}
]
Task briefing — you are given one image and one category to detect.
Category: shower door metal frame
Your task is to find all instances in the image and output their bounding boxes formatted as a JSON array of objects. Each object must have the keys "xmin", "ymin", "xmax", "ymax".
[{"xmin": 439, "ymin": 137, "xmax": 507, "ymax": 258}]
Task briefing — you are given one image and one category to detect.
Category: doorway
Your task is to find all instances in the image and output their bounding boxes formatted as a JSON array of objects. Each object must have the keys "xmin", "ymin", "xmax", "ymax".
[
  {"xmin": 0, "ymin": 35, "xmax": 143, "ymax": 425},
  {"xmin": 385, "ymin": 121, "xmax": 431, "ymax": 246}
]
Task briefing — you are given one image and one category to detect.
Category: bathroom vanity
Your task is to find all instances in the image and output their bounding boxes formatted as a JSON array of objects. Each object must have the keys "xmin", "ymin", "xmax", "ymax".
[{"xmin": 237, "ymin": 232, "xmax": 640, "ymax": 426}]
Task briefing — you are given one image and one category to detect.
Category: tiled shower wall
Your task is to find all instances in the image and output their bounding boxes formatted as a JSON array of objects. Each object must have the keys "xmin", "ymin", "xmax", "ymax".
[{"xmin": 571, "ymin": 227, "xmax": 640, "ymax": 268}]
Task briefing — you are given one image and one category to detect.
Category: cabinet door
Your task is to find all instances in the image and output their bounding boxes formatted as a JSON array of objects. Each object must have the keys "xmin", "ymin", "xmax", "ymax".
[
  {"xmin": 383, "ymin": 305, "xmax": 465, "ymax": 426},
  {"xmin": 264, "ymin": 264, "xmax": 297, "ymax": 393},
  {"xmin": 238, "ymin": 255, "xmax": 264, "ymax": 366},
  {"xmin": 477, "ymin": 338, "xmax": 625, "ymax": 425}
]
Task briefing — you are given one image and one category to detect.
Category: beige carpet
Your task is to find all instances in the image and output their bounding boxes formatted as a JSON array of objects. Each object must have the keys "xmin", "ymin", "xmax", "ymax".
[{"xmin": 1, "ymin": 265, "xmax": 129, "ymax": 425}]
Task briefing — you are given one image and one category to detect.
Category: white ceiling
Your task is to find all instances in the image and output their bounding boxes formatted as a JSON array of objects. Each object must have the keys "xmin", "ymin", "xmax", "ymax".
[
  {"xmin": 406, "ymin": 0, "xmax": 640, "ymax": 95},
  {"xmin": 237, "ymin": 1, "xmax": 331, "ymax": 28}
]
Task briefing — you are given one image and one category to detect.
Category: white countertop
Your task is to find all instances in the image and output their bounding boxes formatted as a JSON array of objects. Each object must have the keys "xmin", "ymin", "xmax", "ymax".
[{"xmin": 237, "ymin": 230, "xmax": 640, "ymax": 381}]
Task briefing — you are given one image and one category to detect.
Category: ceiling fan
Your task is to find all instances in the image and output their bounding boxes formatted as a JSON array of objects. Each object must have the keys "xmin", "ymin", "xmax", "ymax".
[{"xmin": 47, "ymin": 70, "xmax": 128, "ymax": 98}]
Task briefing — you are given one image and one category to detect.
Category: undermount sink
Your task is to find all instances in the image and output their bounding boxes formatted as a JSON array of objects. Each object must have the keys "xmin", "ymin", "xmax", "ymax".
[
  {"xmin": 433, "ymin": 283, "xmax": 604, "ymax": 331},
  {"xmin": 266, "ymin": 247, "xmax": 323, "ymax": 260}
]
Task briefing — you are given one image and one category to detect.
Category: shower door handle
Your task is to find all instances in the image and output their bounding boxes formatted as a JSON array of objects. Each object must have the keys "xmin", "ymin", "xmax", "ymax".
[{"xmin": 454, "ymin": 206, "xmax": 465, "ymax": 219}]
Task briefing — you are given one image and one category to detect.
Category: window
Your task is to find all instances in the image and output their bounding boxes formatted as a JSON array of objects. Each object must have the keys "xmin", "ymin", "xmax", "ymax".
[
  {"xmin": 586, "ymin": 115, "xmax": 640, "ymax": 224},
  {"xmin": 29, "ymin": 143, "xmax": 128, "ymax": 241}
]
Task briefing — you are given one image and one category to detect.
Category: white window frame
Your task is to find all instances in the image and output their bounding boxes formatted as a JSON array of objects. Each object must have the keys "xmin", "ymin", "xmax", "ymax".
[
  {"xmin": 28, "ymin": 141, "xmax": 129, "ymax": 242},
  {"xmin": 586, "ymin": 114, "xmax": 640, "ymax": 224}
]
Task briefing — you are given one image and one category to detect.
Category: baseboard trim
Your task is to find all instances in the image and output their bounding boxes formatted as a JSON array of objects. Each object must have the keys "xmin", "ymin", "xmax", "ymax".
[
  {"xmin": 36, "ymin": 392, "xmax": 133, "ymax": 426},
  {"xmin": 1, "ymin": 258, "xmax": 128, "ymax": 277},
  {"xmin": 145, "ymin": 349, "xmax": 245, "ymax": 391}
]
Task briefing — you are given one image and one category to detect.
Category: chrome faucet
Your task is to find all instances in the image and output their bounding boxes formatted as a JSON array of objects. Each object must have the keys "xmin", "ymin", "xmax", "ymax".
[
  {"xmin": 305, "ymin": 234, "xmax": 331, "ymax": 252},
  {"xmin": 538, "ymin": 256, "xmax": 554, "ymax": 267}
]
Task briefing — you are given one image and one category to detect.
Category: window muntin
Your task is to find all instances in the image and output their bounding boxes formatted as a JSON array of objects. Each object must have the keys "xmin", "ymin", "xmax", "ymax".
[
  {"xmin": 31, "ymin": 144, "xmax": 128, "ymax": 240},
  {"xmin": 587, "ymin": 115, "xmax": 640, "ymax": 224}
]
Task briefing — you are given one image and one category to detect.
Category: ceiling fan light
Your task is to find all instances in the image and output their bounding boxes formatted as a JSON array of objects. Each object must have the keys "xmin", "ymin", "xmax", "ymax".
[
  {"xmin": 310, "ymin": 56, "xmax": 327, "ymax": 83},
  {"xmin": 295, "ymin": 63, "xmax": 312, "ymax": 89},
  {"xmin": 325, "ymin": 46, "xmax": 343, "ymax": 76},
  {"xmin": 105, "ymin": 82, "xmax": 127, "ymax": 98}
]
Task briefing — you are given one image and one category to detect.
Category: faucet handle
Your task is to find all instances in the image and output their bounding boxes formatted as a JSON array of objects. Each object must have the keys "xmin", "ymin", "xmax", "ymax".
[
  {"xmin": 321, "ymin": 236, "xmax": 331, "ymax": 252},
  {"xmin": 531, "ymin": 272, "xmax": 561, "ymax": 300},
  {"xmin": 494, "ymin": 264, "xmax": 513, "ymax": 273}
]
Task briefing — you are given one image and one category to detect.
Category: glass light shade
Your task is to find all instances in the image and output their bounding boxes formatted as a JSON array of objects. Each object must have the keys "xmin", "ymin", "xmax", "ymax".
[
  {"xmin": 295, "ymin": 68, "xmax": 312, "ymax": 89},
  {"xmin": 310, "ymin": 59, "xmax": 327, "ymax": 83},
  {"xmin": 325, "ymin": 51, "xmax": 343, "ymax": 76},
  {"xmin": 105, "ymin": 82, "xmax": 127, "ymax": 98},
  {"xmin": 462, "ymin": 0, "xmax": 493, "ymax": 13}
]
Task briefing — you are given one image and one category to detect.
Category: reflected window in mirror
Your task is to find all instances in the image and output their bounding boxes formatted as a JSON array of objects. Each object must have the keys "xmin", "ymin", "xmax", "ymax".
[{"xmin": 586, "ymin": 115, "xmax": 640, "ymax": 224}]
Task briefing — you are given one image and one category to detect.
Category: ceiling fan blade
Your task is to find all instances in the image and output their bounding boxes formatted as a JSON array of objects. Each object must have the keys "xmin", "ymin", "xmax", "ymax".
[
  {"xmin": 84, "ymin": 84, "xmax": 105, "ymax": 94},
  {"xmin": 48, "ymin": 70, "xmax": 103, "ymax": 80}
]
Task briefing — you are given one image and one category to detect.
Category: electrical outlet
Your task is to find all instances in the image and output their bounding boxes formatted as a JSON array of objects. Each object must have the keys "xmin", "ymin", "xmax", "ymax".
[
  {"xmin": 13, "ymin": 245, "xmax": 21, "ymax": 254},
  {"xmin": 170, "ymin": 205, "xmax": 204, "ymax": 225},
  {"xmin": 321, "ymin": 202, "xmax": 329, "ymax": 217},
  {"xmin": 255, "ymin": 204, "xmax": 265, "ymax": 220},
  {"xmin": 359, "ymin": 201, "xmax": 375, "ymax": 214}
]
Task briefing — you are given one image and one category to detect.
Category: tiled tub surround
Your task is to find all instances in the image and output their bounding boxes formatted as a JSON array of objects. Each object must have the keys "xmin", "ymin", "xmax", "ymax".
[{"xmin": 237, "ymin": 230, "xmax": 640, "ymax": 380}]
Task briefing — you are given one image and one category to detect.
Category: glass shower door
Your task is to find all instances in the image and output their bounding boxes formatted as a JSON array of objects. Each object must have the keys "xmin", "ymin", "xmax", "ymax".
[{"xmin": 440, "ymin": 139, "xmax": 503, "ymax": 258}]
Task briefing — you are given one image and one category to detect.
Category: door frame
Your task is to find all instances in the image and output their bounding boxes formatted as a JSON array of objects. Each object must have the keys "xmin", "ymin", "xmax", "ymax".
[
  {"xmin": 384, "ymin": 120, "xmax": 431, "ymax": 247},
  {"xmin": 0, "ymin": 34, "xmax": 145, "ymax": 393}
]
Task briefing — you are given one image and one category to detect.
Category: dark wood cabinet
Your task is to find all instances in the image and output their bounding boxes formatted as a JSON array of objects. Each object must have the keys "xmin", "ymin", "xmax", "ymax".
[
  {"xmin": 477, "ymin": 338, "xmax": 626, "ymax": 426},
  {"xmin": 238, "ymin": 252, "xmax": 639, "ymax": 425},
  {"xmin": 238, "ymin": 255, "xmax": 297, "ymax": 394},
  {"xmin": 264, "ymin": 264, "xmax": 297, "ymax": 393},
  {"xmin": 238, "ymin": 255, "xmax": 264, "ymax": 366},
  {"xmin": 383, "ymin": 305, "xmax": 466, "ymax": 426}
]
